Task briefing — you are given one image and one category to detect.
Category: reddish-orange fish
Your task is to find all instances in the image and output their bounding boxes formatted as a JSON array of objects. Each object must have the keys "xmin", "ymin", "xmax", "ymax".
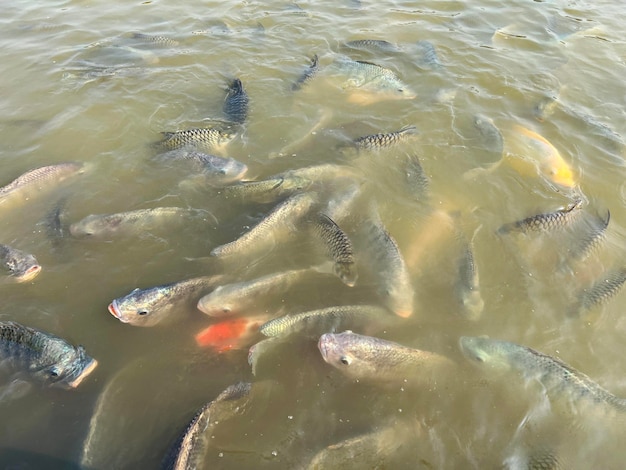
[{"xmin": 195, "ymin": 315, "xmax": 270, "ymax": 352}]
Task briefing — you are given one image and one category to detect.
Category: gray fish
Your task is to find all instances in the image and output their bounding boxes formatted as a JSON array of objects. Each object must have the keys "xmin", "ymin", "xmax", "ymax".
[
  {"xmin": 159, "ymin": 126, "xmax": 237, "ymax": 152},
  {"xmin": 568, "ymin": 267, "xmax": 626, "ymax": 318},
  {"xmin": 414, "ymin": 40, "xmax": 442, "ymax": 69},
  {"xmin": 223, "ymin": 78, "xmax": 249, "ymax": 124},
  {"xmin": 0, "ymin": 244, "xmax": 41, "ymax": 283},
  {"xmin": 525, "ymin": 449, "xmax": 564, "ymax": 470},
  {"xmin": 459, "ymin": 336, "xmax": 626, "ymax": 414},
  {"xmin": 403, "ymin": 153, "xmax": 430, "ymax": 203},
  {"xmin": 353, "ymin": 125, "xmax": 418, "ymax": 151},
  {"xmin": 344, "ymin": 39, "xmax": 402, "ymax": 53},
  {"xmin": 324, "ymin": 183, "xmax": 362, "ymax": 223},
  {"xmin": 473, "ymin": 114, "xmax": 504, "ymax": 156},
  {"xmin": 310, "ymin": 213, "xmax": 357, "ymax": 287},
  {"xmin": 533, "ymin": 95, "xmax": 559, "ymax": 122},
  {"xmin": 561, "ymin": 209, "xmax": 610, "ymax": 268},
  {"xmin": 454, "ymin": 229, "xmax": 484, "ymax": 321},
  {"xmin": 292, "ymin": 54, "xmax": 319, "ymax": 91},
  {"xmin": 219, "ymin": 177, "xmax": 291, "ymax": 204},
  {"xmin": 125, "ymin": 32, "xmax": 180, "ymax": 47},
  {"xmin": 70, "ymin": 207, "xmax": 213, "ymax": 239},
  {"xmin": 210, "ymin": 192, "xmax": 317, "ymax": 258},
  {"xmin": 0, "ymin": 162, "xmax": 85, "ymax": 209},
  {"xmin": 318, "ymin": 330, "xmax": 455, "ymax": 382},
  {"xmin": 259, "ymin": 305, "xmax": 389, "ymax": 338},
  {"xmin": 156, "ymin": 149, "xmax": 248, "ymax": 185},
  {"xmin": 109, "ymin": 275, "xmax": 226, "ymax": 327},
  {"xmin": 0, "ymin": 321, "xmax": 97, "ymax": 389},
  {"xmin": 162, "ymin": 382, "xmax": 252, "ymax": 470},
  {"xmin": 498, "ymin": 200, "xmax": 583, "ymax": 234}
]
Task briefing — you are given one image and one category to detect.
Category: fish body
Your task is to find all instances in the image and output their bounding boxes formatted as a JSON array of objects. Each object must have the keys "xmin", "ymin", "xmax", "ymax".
[
  {"xmin": 292, "ymin": 54, "xmax": 319, "ymax": 91},
  {"xmin": 353, "ymin": 125, "xmax": 418, "ymax": 151},
  {"xmin": 403, "ymin": 154, "xmax": 430, "ymax": 203},
  {"xmin": 318, "ymin": 330, "xmax": 454, "ymax": 382},
  {"xmin": 69, "ymin": 207, "xmax": 211, "ymax": 239},
  {"xmin": 219, "ymin": 177, "xmax": 288, "ymax": 204},
  {"xmin": 0, "ymin": 244, "xmax": 41, "ymax": 282},
  {"xmin": 344, "ymin": 39, "xmax": 401, "ymax": 53},
  {"xmin": 498, "ymin": 200, "xmax": 583, "ymax": 234},
  {"xmin": 156, "ymin": 149, "xmax": 248, "ymax": 185},
  {"xmin": 159, "ymin": 126, "xmax": 236, "ymax": 152},
  {"xmin": 109, "ymin": 276, "xmax": 225, "ymax": 327},
  {"xmin": 195, "ymin": 315, "xmax": 270, "ymax": 352},
  {"xmin": 454, "ymin": 233, "xmax": 484, "ymax": 321},
  {"xmin": 0, "ymin": 321, "xmax": 97, "ymax": 389},
  {"xmin": 459, "ymin": 336, "xmax": 626, "ymax": 413},
  {"xmin": 223, "ymin": 78, "xmax": 249, "ymax": 124},
  {"xmin": 0, "ymin": 163, "xmax": 84, "ymax": 208},
  {"xmin": 414, "ymin": 40, "xmax": 442, "ymax": 69},
  {"xmin": 565, "ymin": 209, "xmax": 610, "ymax": 265},
  {"xmin": 210, "ymin": 192, "xmax": 317, "ymax": 258},
  {"xmin": 311, "ymin": 213, "xmax": 357, "ymax": 286},
  {"xmin": 259, "ymin": 305, "xmax": 389, "ymax": 338},
  {"xmin": 473, "ymin": 114, "xmax": 504, "ymax": 156},
  {"xmin": 569, "ymin": 267, "xmax": 626, "ymax": 318},
  {"xmin": 126, "ymin": 32, "xmax": 180, "ymax": 47}
]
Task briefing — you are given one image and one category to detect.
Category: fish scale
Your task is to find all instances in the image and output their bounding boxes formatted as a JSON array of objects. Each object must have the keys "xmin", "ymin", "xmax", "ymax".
[
  {"xmin": 498, "ymin": 199, "xmax": 583, "ymax": 234},
  {"xmin": 353, "ymin": 125, "xmax": 418, "ymax": 151},
  {"xmin": 223, "ymin": 78, "xmax": 249, "ymax": 124},
  {"xmin": 569, "ymin": 267, "xmax": 626, "ymax": 317},
  {"xmin": 311, "ymin": 213, "xmax": 357, "ymax": 286},
  {"xmin": 159, "ymin": 126, "xmax": 236, "ymax": 151}
]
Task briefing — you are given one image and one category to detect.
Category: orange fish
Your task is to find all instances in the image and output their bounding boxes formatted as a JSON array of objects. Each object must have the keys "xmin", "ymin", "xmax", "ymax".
[{"xmin": 195, "ymin": 315, "xmax": 270, "ymax": 352}]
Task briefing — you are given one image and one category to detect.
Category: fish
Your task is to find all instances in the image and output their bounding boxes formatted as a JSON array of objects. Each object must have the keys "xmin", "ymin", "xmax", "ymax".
[
  {"xmin": 219, "ymin": 177, "xmax": 289, "ymax": 204},
  {"xmin": 454, "ymin": 229, "xmax": 484, "ymax": 321},
  {"xmin": 155, "ymin": 149, "xmax": 248, "ymax": 185},
  {"xmin": 343, "ymin": 39, "xmax": 402, "ymax": 53},
  {"xmin": 162, "ymin": 382, "xmax": 253, "ymax": 470},
  {"xmin": 223, "ymin": 78, "xmax": 249, "ymax": 124},
  {"xmin": 318, "ymin": 330, "xmax": 454, "ymax": 382},
  {"xmin": 352, "ymin": 125, "xmax": 418, "ymax": 151},
  {"xmin": 0, "ymin": 162, "xmax": 84, "ymax": 209},
  {"xmin": 197, "ymin": 268, "xmax": 313, "ymax": 317},
  {"xmin": 459, "ymin": 336, "xmax": 626, "ymax": 414},
  {"xmin": 498, "ymin": 199, "xmax": 583, "ymax": 234},
  {"xmin": 158, "ymin": 125, "xmax": 237, "ymax": 152},
  {"xmin": 359, "ymin": 205, "xmax": 414, "ymax": 318},
  {"xmin": 568, "ymin": 267, "xmax": 626, "ymax": 318},
  {"xmin": 403, "ymin": 153, "xmax": 430, "ymax": 203},
  {"xmin": 108, "ymin": 275, "xmax": 226, "ymax": 327},
  {"xmin": 473, "ymin": 114, "xmax": 504, "ymax": 157},
  {"xmin": 125, "ymin": 32, "xmax": 180, "ymax": 47},
  {"xmin": 69, "ymin": 207, "xmax": 214, "ymax": 239},
  {"xmin": 414, "ymin": 40, "xmax": 442, "ymax": 69},
  {"xmin": 195, "ymin": 315, "xmax": 270, "ymax": 352},
  {"xmin": 0, "ymin": 321, "xmax": 97, "ymax": 389},
  {"xmin": 0, "ymin": 244, "xmax": 41, "ymax": 282},
  {"xmin": 210, "ymin": 192, "xmax": 317, "ymax": 258},
  {"xmin": 259, "ymin": 305, "xmax": 389, "ymax": 338},
  {"xmin": 563, "ymin": 209, "xmax": 610, "ymax": 266},
  {"xmin": 310, "ymin": 213, "xmax": 357, "ymax": 286},
  {"xmin": 292, "ymin": 54, "xmax": 319, "ymax": 91},
  {"xmin": 533, "ymin": 95, "xmax": 559, "ymax": 122}
]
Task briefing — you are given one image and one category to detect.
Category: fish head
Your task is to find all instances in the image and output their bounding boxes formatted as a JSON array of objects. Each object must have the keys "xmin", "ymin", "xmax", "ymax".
[
  {"xmin": 1, "ymin": 248, "xmax": 41, "ymax": 282},
  {"xmin": 381, "ymin": 284, "xmax": 414, "ymax": 318},
  {"xmin": 197, "ymin": 287, "xmax": 236, "ymax": 317},
  {"xmin": 334, "ymin": 262, "xmax": 358, "ymax": 287},
  {"xmin": 459, "ymin": 336, "xmax": 510, "ymax": 372},
  {"xmin": 318, "ymin": 331, "xmax": 379, "ymax": 379},
  {"xmin": 69, "ymin": 214, "xmax": 118, "ymax": 238},
  {"xmin": 108, "ymin": 286, "xmax": 174, "ymax": 327},
  {"xmin": 208, "ymin": 158, "xmax": 248, "ymax": 185},
  {"xmin": 459, "ymin": 289, "xmax": 484, "ymax": 321},
  {"xmin": 37, "ymin": 343, "xmax": 98, "ymax": 389},
  {"xmin": 543, "ymin": 161, "xmax": 575, "ymax": 188}
]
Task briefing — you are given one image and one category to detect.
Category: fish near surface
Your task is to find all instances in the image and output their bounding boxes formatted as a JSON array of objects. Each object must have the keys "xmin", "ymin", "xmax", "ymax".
[
  {"xmin": 310, "ymin": 213, "xmax": 357, "ymax": 287},
  {"xmin": 223, "ymin": 78, "xmax": 249, "ymax": 124},
  {"xmin": 194, "ymin": 314, "xmax": 270, "ymax": 352},
  {"xmin": 453, "ymin": 228, "xmax": 484, "ymax": 321},
  {"xmin": 0, "ymin": 321, "xmax": 97, "ymax": 389},
  {"xmin": 158, "ymin": 125, "xmax": 237, "ymax": 153},
  {"xmin": 0, "ymin": 244, "xmax": 41, "ymax": 282},
  {"xmin": 498, "ymin": 199, "xmax": 583, "ymax": 235},
  {"xmin": 155, "ymin": 149, "xmax": 248, "ymax": 185},
  {"xmin": 352, "ymin": 125, "xmax": 418, "ymax": 152},
  {"xmin": 109, "ymin": 275, "xmax": 226, "ymax": 327},
  {"xmin": 567, "ymin": 267, "xmax": 626, "ymax": 319},
  {"xmin": 292, "ymin": 54, "xmax": 320, "ymax": 91}
]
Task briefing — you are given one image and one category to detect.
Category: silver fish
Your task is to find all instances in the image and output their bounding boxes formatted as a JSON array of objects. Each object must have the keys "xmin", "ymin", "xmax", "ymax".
[
  {"xmin": 292, "ymin": 54, "xmax": 319, "ymax": 91},
  {"xmin": 310, "ymin": 213, "xmax": 357, "ymax": 287},
  {"xmin": 403, "ymin": 153, "xmax": 430, "ymax": 203},
  {"xmin": 561, "ymin": 209, "xmax": 610, "ymax": 268},
  {"xmin": 318, "ymin": 330, "xmax": 454, "ymax": 382},
  {"xmin": 125, "ymin": 32, "xmax": 180, "ymax": 47},
  {"xmin": 0, "ymin": 321, "xmax": 97, "ymax": 389},
  {"xmin": 223, "ymin": 78, "xmax": 249, "ymax": 124},
  {"xmin": 218, "ymin": 177, "xmax": 297, "ymax": 204},
  {"xmin": 109, "ymin": 275, "xmax": 225, "ymax": 327},
  {"xmin": 0, "ymin": 244, "xmax": 41, "ymax": 282},
  {"xmin": 473, "ymin": 114, "xmax": 504, "ymax": 156},
  {"xmin": 459, "ymin": 336, "xmax": 626, "ymax": 414},
  {"xmin": 498, "ymin": 200, "xmax": 583, "ymax": 234},
  {"xmin": 353, "ymin": 125, "xmax": 418, "ymax": 151},
  {"xmin": 344, "ymin": 39, "xmax": 402, "ymax": 53},
  {"xmin": 568, "ymin": 267, "xmax": 626, "ymax": 318},
  {"xmin": 156, "ymin": 149, "xmax": 248, "ymax": 185},
  {"xmin": 159, "ymin": 125, "xmax": 236, "ymax": 152},
  {"xmin": 414, "ymin": 40, "xmax": 443, "ymax": 69},
  {"xmin": 454, "ymin": 229, "xmax": 484, "ymax": 321}
]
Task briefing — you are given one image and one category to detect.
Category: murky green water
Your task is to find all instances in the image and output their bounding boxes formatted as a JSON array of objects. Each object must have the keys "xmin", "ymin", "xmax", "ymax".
[{"xmin": 1, "ymin": 0, "xmax": 626, "ymax": 468}]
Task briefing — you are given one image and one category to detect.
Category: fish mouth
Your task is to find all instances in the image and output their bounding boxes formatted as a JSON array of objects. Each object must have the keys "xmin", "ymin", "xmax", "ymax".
[
  {"xmin": 318, "ymin": 334, "xmax": 330, "ymax": 362},
  {"xmin": 108, "ymin": 301, "xmax": 128, "ymax": 323},
  {"xmin": 15, "ymin": 264, "xmax": 42, "ymax": 283},
  {"xmin": 66, "ymin": 359, "xmax": 98, "ymax": 388}
]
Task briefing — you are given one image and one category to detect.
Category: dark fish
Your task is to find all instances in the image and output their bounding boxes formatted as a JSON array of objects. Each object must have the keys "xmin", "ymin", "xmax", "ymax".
[
  {"xmin": 403, "ymin": 153, "xmax": 430, "ymax": 203},
  {"xmin": 125, "ymin": 32, "xmax": 180, "ymax": 47},
  {"xmin": 498, "ymin": 200, "xmax": 583, "ymax": 234},
  {"xmin": 156, "ymin": 149, "xmax": 248, "ymax": 185},
  {"xmin": 343, "ymin": 39, "xmax": 401, "ymax": 53},
  {"xmin": 414, "ymin": 40, "xmax": 442, "ymax": 69},
  {"xmin": 310, "ymin": 213, "xmax": 357, "ymax": 286},
  {"xmin": 568, "ymin": 267, "xmax": 626, "ymax": 318},
  {"xmin": 292, "ymin": 54, "xmax": 319, "ymax": 91},
  {"xmin": 159, "ymin": 126, "xmax": 236, "ymax": 152},
  {"xmin": 223, "ymin": 78, "xmax": 249, "ymax": 124},
  {"xmin": 562, "ymin": 209, "xmax": 610, "ymax": 267},
  {"xmin": 162, "ymin": 382, "xmax": 253, "ymax": 470},
  {"xmin": 454, "ymin": 231, "xmax": 484, "ymax": 321},
  {"xmin": 0, "ymin": 321, "xmax": 97, "ymax": 389},
  {"xmin": 0, "ymin": 244, "xmax": 41, "ymax": 282},
  {"xmin": 353, "ymin": 125, "xmax": 418, "ymax": 151}
]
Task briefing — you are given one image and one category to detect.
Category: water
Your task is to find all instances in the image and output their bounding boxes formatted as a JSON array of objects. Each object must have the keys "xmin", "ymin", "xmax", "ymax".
[{"xmin": 1, "ymin": 0, "xmax": 626, "ymax": 468}]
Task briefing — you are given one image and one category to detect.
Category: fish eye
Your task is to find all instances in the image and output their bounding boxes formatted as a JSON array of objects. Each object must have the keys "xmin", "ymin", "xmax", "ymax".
[
  {"xmin": 219, "ymin": 169, "xmax": 227, "ymax": 175},
  {"xmin": 339, "ymin": 356, "xmax": 351, "ymax": 366},
  {"xmin": 137, "ymin": 310, "xmax": 149, "ymax": 316},
  {"xmin": 222, "ymin": 307, "xmax": 231, "ymax": 314},
  {"xmin": 49, "ymin": 368, "xmax": 60, "ymax": 378}
]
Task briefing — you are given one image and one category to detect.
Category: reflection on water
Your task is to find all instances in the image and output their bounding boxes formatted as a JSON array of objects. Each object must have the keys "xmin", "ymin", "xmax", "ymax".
[{"xmin": 1, "ymin": 0, "xmax": 626, "ymax": 468}]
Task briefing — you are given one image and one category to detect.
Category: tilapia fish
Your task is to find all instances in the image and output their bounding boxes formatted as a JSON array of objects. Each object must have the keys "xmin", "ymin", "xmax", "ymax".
[
  {"xmin": 0, "ymin": 244, "xmax": 41, "ymax": 282},
  {"xmin": 403, "ymin": 154, "xmax": 430, "ymax": 203},
  {"xmin": 454, "ymin": 232, "xmax": 484, "ymax": 321},
  {"xmin": 318, "ymin": 330, "xmax": 454, "ymax": 382},
  {"xmin": 0, "ymin": 321, "xmax": 97, "ymax": 389},
  {"xmin": 109, "ymin": 275, "xmax": 225, "ymax": 327},
  {"xmin": 292, "ymin": 54, "xmax": 319, "ymax": 91},
  {"xmin": 159, "ymin": 125, "xmax": 236, "ymax": 152},
  {"xmin": 0, "ymin": 162, "xmax": 84, "ymax": 209},
  {"xmin": 473, "ymin": 114, "xmax": 504, "ymax": 156},
  {"xmin": 498, "ymin": 199, "xmax": 583, "ymax": 234},
  {"xmin": 210, "ymin": 192, "xmax": 317, "ymax": 258},
  {"xmin": 162, "ymin": 382, "xmax": 252, "ymax": 470},
  {"xmin": 310, "ymin": 213, "xmax": 357, "ymax": 287},
  {"xmin": 219, "ymin": 177, "xmax": 290, "ymax": 204},
  {"xmin": 353, "ymin": 125, "xmax": 418, "ymax": 151},
  {"xmin": 459, "ymin": 336, "xmax": 626, "ymax": 414},
  {"xmin": 259, "ymin": 305, "xmax": 389, "ymax": 338},
  {"xmin": 568, "ymin": 267, "xmax": 626, "ymax": 318},
  {"xmin": 155, "ymin": 149, "xmax": 248, "ymax": 185},
  {"xmin": 70, "ymin": 207, "xmax": 213, "ymax": 239},
  {"xmin": 223, "ymin": 78, "xmax": 249, "ymax": 124},
  {"xmin": 414, "ymin": 40, "xmax": 443, "ymax": 70}
]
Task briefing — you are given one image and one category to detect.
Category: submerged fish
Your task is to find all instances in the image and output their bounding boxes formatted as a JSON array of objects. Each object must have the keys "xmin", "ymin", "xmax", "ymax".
[
  {"xmin": 0, "ymin": 244, "xmax": 41, "ymax": 282},
  {"xmin": 568, "ymin": 267, "xmax": 626, "ymax": 318},
  {"xmin": 563, "ymin": 209, "xmax": 610, "ymax": 266},
  {"xmin": 125, "ymin": 32, "xmax": 180, "ymax": 47},
  {"xmin": 311, "ymin": 213, "xmax": 357, "ymax": 287},
  {"xmin": 155, "ymin": 149, "xmax": 248, "ymax": 185},
  {"xmin": 498, "ymin": 199, "xmax": 583, "ymax": 234},
  {"xmin": 162, "ymin": 382, "xmax": 253, "ymax": 470},
  {"xmin": 344, "ymin": 39, "xmax": 401, "ymax": 53},
  {"xmin": 0, "ymin": 321, "xmax": 97, "ymax": 389},
  {"xmin": 473, "ymin": 114, "xmax": 504, "ymax": 157},
  {"xmin": 159, "ymin": 126, "xmax": 237, "ymax": 152},
  {"xmin": 459, "ymin": 336, "xmax": 626, "ymax": 414},
  {"xmin": 223, "ymin": 78, "xmax": 249, "ymax": 124},
  {"xmin": 292, "ymin": 54, "xmax": 319, "ymax": 91},
  {"xmin": 219, "ymin": 177, "xmax": 289, "ymax": 204},
  {"xmin": 0, "ymin": 162, "xmax": 84, "ymax": 209},
  {"xmin": 353, "ymin": 125, "xmax": 418, "ymax": 151},
  {"xmin": 403, "ymin": 153, "xmax": 430, "ymax": 203},
  {"xmin": 318, "ymin": 330, "xmax": 454, "ymax": 382},
  {"xmin": 414, "ymin": 40, "xmax": 442, "ymax": 69},
  {"xmin": 69, "ymin": 207, "xmax": 213, "ymax": 239},
  {"xmin": 210, "ymin": 192, "xmax": 317, "ymax": 258},
  {"xmin": 454, "ymin": 230, "xmax": 484, "ymax": 321},
  {"xmin": 195, "ymin": 315, "xmax": 270, "ymax": 352},
  {"xmin": 109, "ymin": 275, "xmax": 225, "ymax": 327},
  {"xmin": 259, "ymin": 304, "xmax": 389, "ymax": 338}
]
